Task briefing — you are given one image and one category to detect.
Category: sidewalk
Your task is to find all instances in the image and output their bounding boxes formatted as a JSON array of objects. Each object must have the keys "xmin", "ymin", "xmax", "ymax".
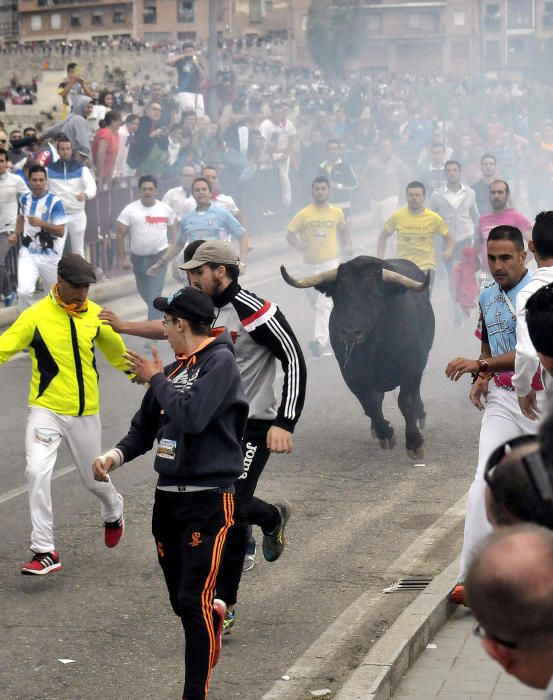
[{"xmin": 393, "ymin": 608, "xmax": 541, "ymax": 700}]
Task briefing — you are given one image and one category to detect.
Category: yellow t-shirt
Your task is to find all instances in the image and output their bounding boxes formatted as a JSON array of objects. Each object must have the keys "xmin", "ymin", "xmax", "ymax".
[
  {"xmin": 384, "ymin": 207, "xmax": 448, "ymax": 270},
  {"xmin": 287, "ymin": 203, "xmax": 346, "ymax": 265}
]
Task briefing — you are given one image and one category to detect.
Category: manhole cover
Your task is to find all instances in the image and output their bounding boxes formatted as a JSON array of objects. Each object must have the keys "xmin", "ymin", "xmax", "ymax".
[{"xmin": 383, "ymin": 577, "xmax": 432, "ymax": 593}]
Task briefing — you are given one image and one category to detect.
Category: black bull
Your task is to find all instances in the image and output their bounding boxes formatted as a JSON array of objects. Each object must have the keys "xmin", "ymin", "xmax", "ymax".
[{"xmin": 281, "ymin": 256, "xmax": 435, "ymax": 459}]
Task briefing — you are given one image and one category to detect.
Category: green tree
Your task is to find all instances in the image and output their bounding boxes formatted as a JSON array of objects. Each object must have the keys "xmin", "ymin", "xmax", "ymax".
[{"xmin": 306, "ymin": 0, "xmax": 362, "ymax": 78}]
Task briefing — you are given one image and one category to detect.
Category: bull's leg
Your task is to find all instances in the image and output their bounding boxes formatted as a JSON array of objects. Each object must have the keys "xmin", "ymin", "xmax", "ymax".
[
  {"xmin": 364, "ymin": 391, "xmax": 396, "ymax": 449},
  {"xmin": 416, "ymin": 391, "xmax": 426, "ymax": 430},
  {"xmin": 398, "ymin": 387, "xmax": 424, "ymax": 459}
]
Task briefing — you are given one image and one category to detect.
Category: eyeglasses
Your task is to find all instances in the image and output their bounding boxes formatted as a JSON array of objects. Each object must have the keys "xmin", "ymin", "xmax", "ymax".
[
  {"xmin": 484, "ymin": 435, "xmax": 553, "ymax": 503},
  {"xmin": 161, "ymin": 317, "xmax": 175, "ymax": 328},
  {"xmin": 473, "ymin": 624, "xmax": 517, "ymax": 649}
]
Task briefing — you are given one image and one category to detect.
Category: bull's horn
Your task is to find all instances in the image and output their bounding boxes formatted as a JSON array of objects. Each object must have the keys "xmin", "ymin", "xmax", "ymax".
[
  {"xmin": 280, "ymin": 265, "xmax": 338, "ymax": 288},
  {"xmin": 382, "ymin": 268, "xmax": 430, "ymax": 292}
]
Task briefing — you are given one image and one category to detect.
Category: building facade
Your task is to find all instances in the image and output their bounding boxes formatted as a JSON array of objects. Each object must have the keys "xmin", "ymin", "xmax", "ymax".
[{"xmin": 0, "ymin": 0, "xmax": 18, "ymax": 40}]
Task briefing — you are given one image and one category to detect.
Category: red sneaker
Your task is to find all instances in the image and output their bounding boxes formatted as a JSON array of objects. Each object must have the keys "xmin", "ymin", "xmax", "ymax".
[
  {"xmin": 449, "ymin": 583, "xmax": 466, "ymax": 606},
  {"xmin": 21, "ymin": 550, "xmax": 62, "ymax": 575},
  {"xmin": 104, "ymin": 495, "xmax": 125, "ymax": 548},
  {"xmin": 212, "ymin": 598, "xmax": 227, "ymax": 667}
]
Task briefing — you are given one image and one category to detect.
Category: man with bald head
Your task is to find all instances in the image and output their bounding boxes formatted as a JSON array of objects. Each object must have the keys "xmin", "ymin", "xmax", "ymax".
[{"xmin": 465, "ymin": 524, "xmax": 553, "ymax": 697}]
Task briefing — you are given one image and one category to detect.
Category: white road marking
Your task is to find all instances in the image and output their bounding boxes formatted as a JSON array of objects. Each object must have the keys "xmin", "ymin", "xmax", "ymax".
[{"xmin": 0, "ymin": 465, "xmax": 76, "ymax": 505}]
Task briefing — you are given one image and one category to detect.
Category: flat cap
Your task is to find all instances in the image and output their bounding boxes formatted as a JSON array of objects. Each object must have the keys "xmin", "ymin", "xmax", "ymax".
[{"xmin": 58, "ymin": 254, "xmax": 97, "ymax": 285}]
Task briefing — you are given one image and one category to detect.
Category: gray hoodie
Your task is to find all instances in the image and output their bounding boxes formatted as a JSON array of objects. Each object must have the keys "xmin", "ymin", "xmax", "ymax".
[{"xmin": 43, "ymin": 95, "xmax": 92, "ymax": 158}]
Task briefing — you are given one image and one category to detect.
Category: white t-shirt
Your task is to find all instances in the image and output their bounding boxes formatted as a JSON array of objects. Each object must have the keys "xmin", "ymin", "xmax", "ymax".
[
  {"xmin": 117, "ymin": 199, "xmax": 176, "ymax": 256},
  {"xmin": 213, "ymin": 193, "xmax": 239, "ymax": 215},
  {"xmin": 259, "ymin": 118, "xmax": 296, "ymax": 155},
  {"xmin": 162, "ymin": 187, "xmax": 196, "ymax": 221},
  {"xmin": 0, "ymin": 171, "xmax": 29, "ymax": 230},
  {"xmin": 112, "ymin": 125, "xmax": 135, "ymax": 178}
]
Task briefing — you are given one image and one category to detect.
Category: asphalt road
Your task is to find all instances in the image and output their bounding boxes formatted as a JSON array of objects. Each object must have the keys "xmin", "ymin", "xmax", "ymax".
[{"xmin": 0, "ymin": 232, "xmax": 483, "ymax": 700}]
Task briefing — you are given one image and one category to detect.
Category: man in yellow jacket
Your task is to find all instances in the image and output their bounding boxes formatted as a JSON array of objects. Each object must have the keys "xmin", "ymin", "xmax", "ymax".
[{"xmin": 0, "ymin": 254, "xmax": 133, "ymax": 575}]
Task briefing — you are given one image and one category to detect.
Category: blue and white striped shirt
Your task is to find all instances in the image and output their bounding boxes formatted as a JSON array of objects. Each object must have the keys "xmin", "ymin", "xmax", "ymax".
[{"xmin": 20, "ymin": 190, "xmax": 67, "ymax": 256}]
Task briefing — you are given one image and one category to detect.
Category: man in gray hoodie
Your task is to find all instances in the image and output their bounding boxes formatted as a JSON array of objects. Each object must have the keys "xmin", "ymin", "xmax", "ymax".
[{"xmin": 41, "ymin": 95, "xmax": 93, "ymax": 161}]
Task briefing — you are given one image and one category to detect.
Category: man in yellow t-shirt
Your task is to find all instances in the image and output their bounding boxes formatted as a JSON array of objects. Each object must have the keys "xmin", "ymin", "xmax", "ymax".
[
  {"xmin": 378, "ymin": 180, "xmax": 453, "ymax": 293},
  {"xmin": 286, "ymin": 176, "xmax": 352, "ymax": 357}
]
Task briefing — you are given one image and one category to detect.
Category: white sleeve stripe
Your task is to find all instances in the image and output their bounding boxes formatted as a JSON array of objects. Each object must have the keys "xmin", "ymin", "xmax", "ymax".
[
  {"xmin": 266, "ymin": 315, "xmax": 301, "ymax": 420},
  {"xmin": 236, "ymin": 289, "xmax": 264, "ymax": 312}
]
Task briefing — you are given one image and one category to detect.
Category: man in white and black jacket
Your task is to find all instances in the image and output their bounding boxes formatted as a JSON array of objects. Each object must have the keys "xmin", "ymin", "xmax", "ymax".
[
  {"xmin": 98, "ymin": 239, "xmax": 307, "ymax": 634},
  {"xmin": 93, "ymin": 286, "xmax": 248, "ymax": 700}
]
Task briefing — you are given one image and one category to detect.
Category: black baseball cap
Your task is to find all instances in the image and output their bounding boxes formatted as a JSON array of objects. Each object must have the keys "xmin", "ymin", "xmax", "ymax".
[
  {"xmin": 58, "ymin": 254, "xmax": 97, "ymax": 285},
  {"xmin": 153, "ymin": 287, "xmax": 215, "ymax": 324}
]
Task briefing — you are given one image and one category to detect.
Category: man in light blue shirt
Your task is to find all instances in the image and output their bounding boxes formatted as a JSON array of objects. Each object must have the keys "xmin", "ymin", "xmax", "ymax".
[{"xmin": 149, "ymin": 176, "xmax": 249, "ymax": 273}]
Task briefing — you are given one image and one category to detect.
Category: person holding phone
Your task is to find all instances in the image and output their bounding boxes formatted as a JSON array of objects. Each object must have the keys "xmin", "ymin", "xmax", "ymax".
[{"xmin": 166, "ymin": 43, "xmax": 206, "ymax": 116}]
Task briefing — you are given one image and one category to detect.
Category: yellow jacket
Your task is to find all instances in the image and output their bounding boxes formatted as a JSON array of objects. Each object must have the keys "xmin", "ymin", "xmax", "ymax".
[{"xmin": 0, "ymin": 293, "xmax": 132, "ymax": 416}]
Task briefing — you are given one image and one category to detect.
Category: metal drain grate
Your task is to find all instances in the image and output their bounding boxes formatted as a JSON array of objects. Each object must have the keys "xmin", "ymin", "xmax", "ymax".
[{"xmin": 383, "ymin": 577, "xmax": 432, "ymax": 593}]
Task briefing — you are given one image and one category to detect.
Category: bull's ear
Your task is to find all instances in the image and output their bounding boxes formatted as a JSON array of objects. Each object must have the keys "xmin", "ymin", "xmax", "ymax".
[{"xmin": 315, "ymin": 281, "xmax": 336, "ymax": 297}]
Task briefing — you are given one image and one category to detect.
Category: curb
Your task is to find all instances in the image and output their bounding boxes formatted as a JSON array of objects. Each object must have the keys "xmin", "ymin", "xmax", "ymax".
[{"xmin": 334, "ymin": 558, "xmax": 459, "ymax": 699}]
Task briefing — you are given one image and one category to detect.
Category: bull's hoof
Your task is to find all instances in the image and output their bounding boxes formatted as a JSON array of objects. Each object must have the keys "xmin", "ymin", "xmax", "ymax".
[
  {"xmin": 407, "ymin": 446, "xmax": 425, "ymax": 460},
  {"xmin": 418, "ymin": 417, "xmax": 426, "ymax": 430},
  {"xmin": 379, "ymin": 436, "xmax": 396, "ymax": 449}
]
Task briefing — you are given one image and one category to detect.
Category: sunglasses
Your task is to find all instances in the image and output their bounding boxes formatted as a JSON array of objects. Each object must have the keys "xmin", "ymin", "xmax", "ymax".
[
  {"xmin": 484, "ymin": 435, "xmax": 553, "ymax": 503},
  {"xmin": 473, "ymin": 624, "xmax": 517, "ymax": 649}
]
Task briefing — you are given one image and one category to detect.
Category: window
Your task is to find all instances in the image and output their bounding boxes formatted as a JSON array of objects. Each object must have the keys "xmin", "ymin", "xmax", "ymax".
[
  {"xmin": 250, "ymin": 0, "xmax": 261, "ymax": 23},
  {"xmin": 485, "ymin": 3, "xmax": 501, "ymax": 30},
  {"xmin": 144, "ymin": 0, "xmax": 157, "ymax": 24},
  {"xmin": 366, "ymin": 13, "xmax": 382, "ymax": 33},
  {"xmin": 545, "ymin": 2, "xmax": 553, "ymax": 27},
  {"xmin": 30, "ymin": 14, "xmax": 42, "ymax": 31},
  {"xmin": 508, "ymin": 36, "xmax": 530, "ymax": 65},
  {"xmin": 485, "ymin": 39, "xmax": 501, "ymax": 66},
  {"xmin": 177, "ymin": 0, "xmax": 194, "ymax": 22},
  {"xmin": 70, "ymin": 14, "xmax": 81, "ymax": 27},
  {"xmin": 113, "ymin": 9, "xmax": 125, "ymax": 22},
  {"xmin": 266, "ymin": 0, "xmax": 273, "ymax": 11},
  {"xmin": 50, "ymin": 13, "xmax": 61, "ymax": 29},
  {"xmin": 92, "ymin": 11, "xmax": 103, "ymax": 26},
  {"xmin": 453, "ymin": 10, "xmax": 465, "ymax": 26},
  {"xmin": 507, "ymin": 0, "xmax": 533, "ymax": 29},
  {"xmin": 408, "ymin": 12, "xmax": 438, "ymax": 32},
  {"xmin": 178, "ymin": 31, "xmax": 197, "ymax": 40}
]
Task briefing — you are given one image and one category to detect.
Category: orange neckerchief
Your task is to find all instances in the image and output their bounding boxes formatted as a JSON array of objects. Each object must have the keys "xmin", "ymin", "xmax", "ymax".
[
  {"xmin": 176, "ymin": 336, "xmax": 216, "ymax": 368},
  {"xmin": 50, "ymin": 284, "xmax": 88, "ymax": 318}
]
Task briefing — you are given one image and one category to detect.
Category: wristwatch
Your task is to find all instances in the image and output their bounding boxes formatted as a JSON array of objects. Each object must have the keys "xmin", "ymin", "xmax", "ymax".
[{"xmin": 477, "ymin": 359, "xmax": 490, "ymax": 374}]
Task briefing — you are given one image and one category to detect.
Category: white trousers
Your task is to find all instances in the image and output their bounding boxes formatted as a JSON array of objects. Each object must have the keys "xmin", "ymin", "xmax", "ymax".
[
  {"xmin": 66, "ymin": 210, "xmax": 87, "ymax": 258},
  {"xmin": 458, "ymin": 384, "xmax": 547, "ymax": 580},
  {"xmin": 25, "ymin": 407, "xmax": 123, "ymax": 553},
  {"xmin": 177, "ymin": 91, "xmax": 205, "ymax": 116},
  {"xmin": 277, "ymin": 156, "xmax": 292, "ymax": 208},
  {"xmin": 306, "ymin": 258, "xmax": 338, "ymax": 348},
  {"xmin": 17, "ymin": 247, "xmax": 61, "ymax": 309}
]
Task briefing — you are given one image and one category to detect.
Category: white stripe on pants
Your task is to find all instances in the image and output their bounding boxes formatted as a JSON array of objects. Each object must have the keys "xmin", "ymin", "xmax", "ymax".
[
  {"xmin": 25, "ymin": 407, "xmax": 123, "ymax": 553},
  {"xmin": 66, "ymin": 210, "xmax": 87, "ymax": 257},
  {"xmin": 17, "ymin": 247, "xmax": 60, "ymax": 309},
  {"xmin": 458, "ymin": 384, "xmax": 547, "ymax": 580}
]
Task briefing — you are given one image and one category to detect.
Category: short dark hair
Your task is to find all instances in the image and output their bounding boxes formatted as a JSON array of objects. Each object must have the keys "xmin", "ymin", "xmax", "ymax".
[
  {"xmin": 406, "ymin": 180, "xmax": 426, "ymax": 194},
  {"xmin": 465, "ymin": 525, "xmax": 553, "ymax": 650},
  {"xmin": 125, "ymin": 114, "xmax": 138, "ymax": 124},
  {"xmin": 104, "ymin": 110, "xmax": 122, "ymax": 126},
  {"xmin": 487, "ymin": 225, "xmax": 524, "ymax": 251},
  {"xmin": 183, "ymin": 239, "xmax": 239, "ymax": 281},
  {"xmin": 56, "ymin": 136, "xmax": 73, "ymax": 149},
  {"xmin": 138, "ymin": 174, "xmax": 157, "ymax": 188},
  {"xmin": 192, "ymin": 176, "xmax": 211, "ymax": 192},
  {"xmin": 28, "ymin": 164, "xmax": 47, "ymax": 178},
  {"xmin": 201, "ymin": 165, "xmax": 218, "ymax": 174},
  {"xmin": 23, "ymin": 127, "xmax": 37, "ymax": 136},
  {"xmin": 491, "ymin": 179, "xmax": 510, "ymax": 195},
  {"xmin": 312, "ymin": 176, "xmax": 330, "ymax": 188},
  {"xmin": 531, "ymin": 211, "xmax": 553, "ymax": 260},
  {"xmin": 67, "ymin": 62, "xmax": 78, "ymax": 72},
  {"xmin": 481, "ymin": 153, "xmax": 496, "ymax": 164},
  {"xmin": 182, "ymin": 42, "xmax": 195, "ymax": 51},
  {"xmin": 444, "ymin": 160, "xmax": 461, "ymax": 171},
  {"xmin": 526, "ymin": 283, "xmax": 553, "ymax": 357},
  {"xmin": 0, "ymin": 148, "xmax": 8, "ymax": 161}
]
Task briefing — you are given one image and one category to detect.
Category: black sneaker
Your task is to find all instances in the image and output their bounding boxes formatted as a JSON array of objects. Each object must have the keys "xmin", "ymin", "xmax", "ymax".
[{"xmin": 262, "ymin": 501, "xmax": 291, "ymax": 562}]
